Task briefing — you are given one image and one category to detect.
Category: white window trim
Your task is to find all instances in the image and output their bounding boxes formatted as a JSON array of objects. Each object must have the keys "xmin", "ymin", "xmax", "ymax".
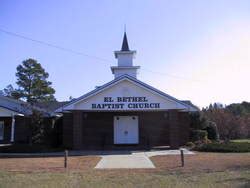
[{"xmin": 0, "ymin": 121, "xmax": 4, "ymax": 140}]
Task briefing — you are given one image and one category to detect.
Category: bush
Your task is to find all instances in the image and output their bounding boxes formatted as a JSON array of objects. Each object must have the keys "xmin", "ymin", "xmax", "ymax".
[
  {"xmin": 185, "ymin": 142, "xmax": 195, "ymax": 148},
  {"xmin": 204, "ymin": 121, "xmax": 219, "ymax": 140},
  {"xmin": 191, "ymin": 130, "xmax": 208, "ymax": 142},
  {"xmin": 189, "ymin": 112, "xmax": 219, "ymax": 141},
  {"xmin": 195, "ymin": 141, "xmax": 250, "ymax": 152}
]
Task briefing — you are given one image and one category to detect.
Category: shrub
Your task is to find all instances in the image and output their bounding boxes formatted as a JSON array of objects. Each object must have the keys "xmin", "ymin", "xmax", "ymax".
[
  {"xmin": 191, "ymin": 130, "xmax": 208, "ymax": 142},
  {"xmin": 185, "ymin": 142, "xmax": 195, "ymax": 148},
  {"xmin": 195, "ymin": 141, "xmax": 250, "ymax": 152},
  {"xmin": 204, "ymin": 121, "xmax": 219, "ymax": 140},
  {"xmin": 189, "ymin": 112, "xmax": 219, "ymax": 141}
]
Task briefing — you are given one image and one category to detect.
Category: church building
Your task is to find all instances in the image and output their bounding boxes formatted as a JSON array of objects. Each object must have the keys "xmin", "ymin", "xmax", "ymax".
[{"xmin": 56, "ymin": 32, "xmax": 198, "ymax": 150}]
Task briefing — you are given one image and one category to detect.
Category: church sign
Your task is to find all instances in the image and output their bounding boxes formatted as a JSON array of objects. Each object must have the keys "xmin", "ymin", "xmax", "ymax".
[{"xmin": 91, "ymin": 97, "xmax": 160, "ymax": 110}]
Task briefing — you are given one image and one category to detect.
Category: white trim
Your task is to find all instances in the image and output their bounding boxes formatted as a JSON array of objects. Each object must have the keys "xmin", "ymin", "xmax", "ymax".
[
  {"xmin": 10, "ymin": 114, "xmax": 15, "ymax": 142},
  {"xmin": 0, "ymin": 106, "xmax": 24, "ymax": 117},
  {"xmin": 62, "ymin": 76, "xmax": 191, "ymax": 111},
  {"xmin": 114, "ymin": 50, "xmax": 136, "ymax": 58},
  {"xmin": 0, "ymin": 121, "xmax": 4, "ymax": 140},
  {"xmin": 110, "ymin": 66, "xmax": 140, "ymax": 74}
]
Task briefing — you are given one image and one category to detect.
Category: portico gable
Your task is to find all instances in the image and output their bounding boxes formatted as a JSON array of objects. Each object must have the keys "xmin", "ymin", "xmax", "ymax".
[{"xmin": 60, "ymin": 75, "xmax": 194, "ymax": 112}]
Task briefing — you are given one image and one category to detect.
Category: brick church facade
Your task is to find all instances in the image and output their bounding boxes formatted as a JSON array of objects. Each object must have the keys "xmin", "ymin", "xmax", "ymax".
[{"xmin": 56, "ymin": 32, "xmax": 198, "ymax": 150}]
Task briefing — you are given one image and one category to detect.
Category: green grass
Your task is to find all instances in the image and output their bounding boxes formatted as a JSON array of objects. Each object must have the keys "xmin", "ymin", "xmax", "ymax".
[
  {"xmin": 231, "ymin": 139, "xmax": 250, "ymax": 143},
  {"xmin": 195, "ymin": 141, "xmax": 250, "ymax": 152},
  {"xmin": 0, "ymin": 169, "xmax": 249, "ymax": 188}
]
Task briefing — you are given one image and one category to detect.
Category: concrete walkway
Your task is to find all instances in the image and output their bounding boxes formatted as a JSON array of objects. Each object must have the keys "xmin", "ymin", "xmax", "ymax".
[
  {"xmin": 146, "ymin": 148, "xmax": 194, "ymax": 157},
  {"xmin": 95, "ymin": 152, "xmax": 155, "ymax": 169},
  {"xmin": 95, "ymin": 149, "xmax": 194, "ymax": 169}
]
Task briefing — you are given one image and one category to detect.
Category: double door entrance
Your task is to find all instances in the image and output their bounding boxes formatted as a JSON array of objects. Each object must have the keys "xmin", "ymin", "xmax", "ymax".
[{"xmin": 114, "ymin": 116, "xmax": 139, "ymax": 144}]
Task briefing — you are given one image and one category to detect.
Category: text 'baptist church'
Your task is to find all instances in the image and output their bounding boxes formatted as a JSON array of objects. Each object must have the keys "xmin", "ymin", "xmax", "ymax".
[{"xmin": 92, "ymin": 97, "xmax": 160, "ymax": 109}]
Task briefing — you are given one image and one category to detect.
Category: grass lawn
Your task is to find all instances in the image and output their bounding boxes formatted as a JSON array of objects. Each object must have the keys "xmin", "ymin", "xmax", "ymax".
[
  {"xmin": 231, "ymin": 139, "xmax": 250, "ymax": 143},
  {"xmin": 0, "ymin": 169, "xmax": 249, "ymax": 188},
  {"xmin": 0, "ymin": 153, "xmax": 249, "ymax": 188}
]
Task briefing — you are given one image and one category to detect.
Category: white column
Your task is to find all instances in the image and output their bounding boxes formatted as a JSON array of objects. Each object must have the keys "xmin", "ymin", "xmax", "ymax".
[{"xmin": 11, "ymin": 114, "xmax": 15, "ymax": 142}]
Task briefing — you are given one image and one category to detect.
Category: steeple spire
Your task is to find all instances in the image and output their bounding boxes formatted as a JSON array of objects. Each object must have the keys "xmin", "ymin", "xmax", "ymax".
[
  {"xmin": 121, "ymin": 32, "xmax": 130, "ymax": 51},
  {"xmin": 112, "ymin": 31, "xmax": 139, "ymax": 79}
]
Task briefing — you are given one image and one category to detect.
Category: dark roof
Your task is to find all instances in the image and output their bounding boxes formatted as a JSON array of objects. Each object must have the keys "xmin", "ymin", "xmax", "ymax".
[
  {"xmin": 121, "ymin": 32, "xmax": 130, "ymax": 51},
  {"xmin": 181, "ymin": 100, "xmax": 200, "ymax": 111},
  {"xmin": 34, "ymin": 101, "xmax": 69, "ymax": 113},
  {"xmin": 0, "ymin": 95, "xmax": 52, "ymax": 116}
]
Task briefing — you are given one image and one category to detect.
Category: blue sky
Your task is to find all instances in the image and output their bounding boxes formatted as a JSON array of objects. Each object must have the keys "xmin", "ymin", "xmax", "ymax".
[{"xmin": 1, "ymin": 0, "xmax": 250, "ymax": 107}]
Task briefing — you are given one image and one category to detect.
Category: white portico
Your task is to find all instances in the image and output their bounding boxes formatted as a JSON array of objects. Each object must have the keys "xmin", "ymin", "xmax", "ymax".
[
  {"xmin": 0, "ymin": 106, "xmax": 22, "ymax": 143},
  {"xmin": 0, "ymin": 95, "xmax": 54, "ymax": 144}
]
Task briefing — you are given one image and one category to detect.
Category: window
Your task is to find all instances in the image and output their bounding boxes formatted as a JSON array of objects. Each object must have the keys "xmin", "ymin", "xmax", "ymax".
[{"xmin": 0, "ymin": 121, "xmax": 4, "ymax": 140}]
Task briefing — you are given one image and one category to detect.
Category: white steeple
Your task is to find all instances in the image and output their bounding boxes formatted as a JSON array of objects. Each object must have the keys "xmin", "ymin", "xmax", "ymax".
[{"xmin": 111, "ymin": 32, "xmax": 140, "ymax": 79}]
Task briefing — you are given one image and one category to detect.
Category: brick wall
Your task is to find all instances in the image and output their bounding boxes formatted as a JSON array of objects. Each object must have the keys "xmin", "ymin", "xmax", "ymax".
[
  {"xmin": 63, "ymin": 111, "xmax": 190, "ymax": 150},
  {"xmin": 62, "ymin": 112, "xmax": 73, "ymax": 148}
]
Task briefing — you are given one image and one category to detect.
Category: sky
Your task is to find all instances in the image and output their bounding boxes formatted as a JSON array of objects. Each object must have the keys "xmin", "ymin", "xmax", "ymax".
[{"xmin": 0, "ymin": 0, "xmax": 250, "ymax": 108}]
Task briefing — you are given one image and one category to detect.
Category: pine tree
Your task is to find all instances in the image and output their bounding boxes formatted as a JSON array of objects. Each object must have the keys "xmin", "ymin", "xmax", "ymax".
[{"xmin": 16, "ymin": 58, "xmax": 55, "ymax": 103}]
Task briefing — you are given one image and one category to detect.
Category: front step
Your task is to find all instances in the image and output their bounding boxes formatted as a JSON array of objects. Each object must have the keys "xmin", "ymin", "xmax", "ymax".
[
  {"xmin": 104, "ymin": 144, "xmax": 148, "ymax": 150},
  {"xmin": 151, "ymin": 145, "xmax": 171, "ymax": 150},
  {"xmin": 103, "ymin": 145, "xmax": 171, "ymax": 151}
]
